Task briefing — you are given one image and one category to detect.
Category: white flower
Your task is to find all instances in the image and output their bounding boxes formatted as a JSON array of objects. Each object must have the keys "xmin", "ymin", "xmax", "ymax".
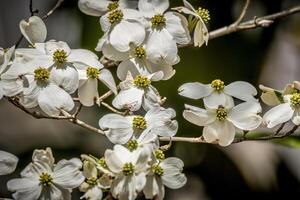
[
  {"xmin": 183, "ymin": 101, "xmax": 262, "ymax": 146},
  {"xmin": 77, "ymin": 60, "xmax": 117, "ymax": 107},
  {"xmin": 98, "ymin": 8, "xmax": 146, "ymax": 52},
  {"xmin": 138, "ymin": 0, "xmax": 191, "ymax": 65},
  {"xmin": 179, "ymin": 79, "xmax": 258, "ymax": 108},
  {"xmin": 7, "ymin": 149, "xmax": 84, "ymax": 200},
  {"xmin": 0, "ymin": 150, "xmax": 18, "ymax": 175},
  {"xmin": 173, "ymin": 0, "xmax": 209, "ymax": 47},
  {"xmin": 143, "ymin": 157, "xmax": 187, "ymax": 200},
  {"xmin": 105, "ymin": 145, "xmax": 149, "ymax": 200},
  {"xmin": 99, "ymin": 106, "xmax": 177, "ymax": 144},
  {"xmin": 19, "ymin": 16, "xmax": 47, "ymax": 45},
  {"xmin": 263, "ymin": 93, "xmax": 300, "ymax": 128},
  {"xmin": 112, "ymin": 71, "xmax": 164, "ymax": 111},
  {"xmin": 0, "ymin": 46, "xmax": 23, "ymax": 99},
  {"xmin": 78, "ymin": 0, "xmax": 137, "ymax": 17}
]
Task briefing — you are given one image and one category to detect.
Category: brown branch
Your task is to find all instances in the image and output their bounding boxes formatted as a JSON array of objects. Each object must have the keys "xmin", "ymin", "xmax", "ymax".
[
  {"xmin": 179, "ymin": 4, "xmax": 300, "ymax": 48},
  {"xmin": 159, "ymin": 125, "xmax": 299, "ymax": 144}
]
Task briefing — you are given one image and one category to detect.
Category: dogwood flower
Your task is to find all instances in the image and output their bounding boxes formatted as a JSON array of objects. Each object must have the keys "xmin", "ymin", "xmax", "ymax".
[
  {"xmin": 0, "ymin": 150, "xmax": 18, "ymax": 175},
  {"xmin": 78, "ymin": 0, "xmax": 137, "ymax": 17},
  {"xmin": 105, "ymin": 145, "xmax": 149, "ymax": 200},
  {"xmin": 0, "ymin": 46, "xmax": 23, "ymax": 99},
  {"xmin": 138, "ymin": 0, "xmax": 190, "ymax": 65},
  {"xmin": 173, "ymin": 0, "xmax": 209, "ymax": 47},
  {"xmin": 77, "ymin": 61, "xmax": 117, "ymax": 107},
  {"xmin": 7, "ymin": 149, "xmax": 84, "ymax": 200},
  {"xmin": 19, "ymin": 16, "xmax": 47, "ymax": 45},
  {"xmin": 183, "ymin": 101, "xmax": 262, "ymax": 146},
  {"xmin": 112, "ymin": 71, "xmax": 164, "ymax": 111},
  {"xmin": 99, "ymin": 106, "xmax": 177, "ymax": 144},
  {"xmin": 143, "ymin": 157, "xmax": 187, "ymax": 200},
  {"xmin": 179, "ymin": 79, "xmax": 258, "ymax": 108},
  {"xmin": 263, "ymin": 92, "xmax": 300, "ymax": 128}
]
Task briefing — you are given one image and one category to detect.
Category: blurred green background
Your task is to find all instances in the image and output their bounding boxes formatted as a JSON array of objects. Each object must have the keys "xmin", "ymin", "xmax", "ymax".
[{"xmin": 1, "ymin": 0, "xmax": 300, "ymax": 199}]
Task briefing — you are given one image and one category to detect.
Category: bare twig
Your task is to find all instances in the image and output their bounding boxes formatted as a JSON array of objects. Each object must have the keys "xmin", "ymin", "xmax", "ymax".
[
  {"xmin": 42, "ymin": 0, "xmax": 64, "ymax": 20},
  {"xmin": 100, "ymin": 102, "xmax": 126, "ymax": 115},
  {"xmin": 29, "ymin": 0, "xmax": 38, "ymax": 16},
  {"xmin": 96, "ymin": 90, "xmax": 115, "ymax": 105},
  {"xmin": 233, "ymin": 0, "xmax": 251, "ymax": 26}
]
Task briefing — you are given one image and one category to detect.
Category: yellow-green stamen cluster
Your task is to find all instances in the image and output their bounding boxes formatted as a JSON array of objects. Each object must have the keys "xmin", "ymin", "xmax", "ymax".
[
  {"xmin": 134, "ymin": 47, "xmax": 146, "ymax": 59},
  {"xmin": 53, "ymin": 49, "xmax": 67, "ymax": 64},
  {"xmin": 152, "ymin": 164, "xmax": 164, "ymax": 176},
  {"xmin": 216, "ymin": 107, "xmax": 228, "ymax": 121},
  {"xmin": 107, "ymin": 1, "xmax": 119, "ymax": 11},
  {"xmin": 127, "ymin": 140, "xmax": 139, "ymax": 151},
  {"xmin": 155, "ymin": 149, "xmax": 165, "ymax": 160},
  {"xmin": 133, "ymin": 75, "xmax": 151, "ymax": 89},
  {"xmin": 86, "ymin": 67, "xmax": 100, "ymax": 79},
  {"xmin": 290, "ymin": 93, "xmax": 300, "ymax": 107},
  {"xmin": 211, "ymin": 79, "xmax": 225, "ymax": 91},
  {"xmin": 98, "ymin": 157, "xmax": 108, "ymax": 168},
  {"xmin": 132, "ymin": 116, "xmax": 147, "ymax": 130},
  {"xmin": 151, "ymin": 14, "xmax": 166, "ymax": 27},
  {"xmin": 86, "ymin": 177, "xmax": 98, "ymax": 186},
  {"xmin": 122, "ymin": 162, "xmax": 134, "ymax": 176},
  {"xmin": 108, "ymin": 9, "xmax": 123, "ymax": 24},
  {"xmin": 197, "ymin": 7, "xmax": 210, "ymax": 23},
  {"xmin": 39, "ymin": 172, "xmax": 53, "ymax": 187},
  {"xmin": 34, "ymin": 67, "xmax": 50, "ymax": 81}
]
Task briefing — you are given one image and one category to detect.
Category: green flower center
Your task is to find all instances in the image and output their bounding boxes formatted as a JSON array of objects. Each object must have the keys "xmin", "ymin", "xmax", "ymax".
[
  {"xmin": 133, "ymin": 75, "xmax": 151, "ymax": 89},
  {"xmin": 34, "ymin": 67, "xmax": 50, "ymax": 81},
  {"xmin": 216, "ymin": 107, "xmax": 228, "ymax": 121},
  {"xmin": 134, "ymin": 47, "xmax": 146, "ymax": 59},
  {"xmin": 53, "ymin": 49, "xmax": 67, "ymax": 64},
  {"xmin": 108, "ymin": 9, "xmax": 123, "ymax": 24},
  {"xmin": 127, "ymin": 139, "xmax": 139, "ymax": 151},
  {"xmin": 290, "ymin": 93, "xmax": 300, "ymax": 107},
  {"xmin": 151, "ymin": 14, "xmax": 166, "ymax": 27},
  {"xmin": 98, "ymin": 157, "xmax": 108, "ymax": 168},
  {"xmin": 197, "ymin": 7, "xmax": 210, "ymax": 23},
  {"xmin": 86, "ymin": 67, "xmax": 100, "ymax": 79},
  {"xmin": 39, "ymin": 172, "xmax": 53, "ymax": 187},
  {"xmin": 86, "ymin": 177, "xmax": 98, "ymax": 186},
  {"xmin": 211, "ymin": 79, "xmax": 225, "ymax": 91},
  {"xmin": 132, "ymin": 116, "xmax": 147, "ymax": 130},
  {"xmin": 154, "ymin": 149, "xmax": 165, "ymax": 160},
  {"xmin": 122, "ymin": 162, "xmax": 134, "ymax": 176},
  {"xmin": 107, "ymin": 1, "xmax": 119, "ymax": 11},
  {"xmin": 152, "ymin": 164, "xmax": 164, "ymax": 176}
]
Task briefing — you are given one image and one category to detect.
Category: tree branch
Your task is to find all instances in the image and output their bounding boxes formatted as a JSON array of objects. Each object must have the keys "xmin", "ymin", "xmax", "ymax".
[{"xmin": 232, "ymin": 0, "xmax": 251, "ymax": 26}]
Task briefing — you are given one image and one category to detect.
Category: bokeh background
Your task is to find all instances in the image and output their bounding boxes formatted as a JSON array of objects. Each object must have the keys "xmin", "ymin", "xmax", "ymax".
[{"xmin": 1, "ymin": 0, "xmax": 300, "ymax": 199}]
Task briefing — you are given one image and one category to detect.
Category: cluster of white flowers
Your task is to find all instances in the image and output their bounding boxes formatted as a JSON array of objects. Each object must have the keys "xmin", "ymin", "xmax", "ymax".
[{"xmin": 0, "ymin": 0, "xmax": 299, "ymax": 199}]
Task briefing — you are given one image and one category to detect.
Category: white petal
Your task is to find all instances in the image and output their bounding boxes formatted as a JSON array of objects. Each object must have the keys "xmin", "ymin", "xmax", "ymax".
[
  {"xmin": 259, "ymin": 84, "xmax": 281, "ymax": 106},
  {"xmin": 110, "ymin": 175, "xmax": 126, "ymax": 199},
  {"xmin": 165, "ymin": 12, "xmax": 191, "ymax": 44},
  {"xmin": 119, "ymin": 0, "xmax": 138, "ymax": 9},
  {"xmin": 145, "ymin": 60, "xmax": 175, "ymax": 80},
  {"xmin": 19, "ymin": 16, "xmax": 47, "ymax": 45},
  {"xmin": 50, "ymin": 65, "xmax": 79, "ymax": 94},
  {"xmin": 0, "ymin": 150, "xmax": 18, "ymax": 175},
  {"xmin": 292, "ymin": 115, "xmax": 300, "ymax": 126},
  {"xmin": 38, "ymin": 83, "xmax": 74, "ymax": 116},
  {"xmin": 31, "ymin": 147, "xmax": 55, "ymax": 167},
  {"xmin": 99, "ymin": 14, "xmax": 111, "ymax": 33},
  {"xmin": 183, "ymin": 104, "xmax": 215, "ymax": 126},
  {"xmin": 81, "ymin": 186, "xmax": 103, "ymax": 200},
  {"xmin": 117, "ymin": 58, "xmax": 150, "ymax": 81},
  {"xmin": 178, "ymin": 82, "xmax": 212, "ymax": 99},
  {"xmin": 194, "ymin": 20, "xmax": 209, "ymax": 47},
  {"xmin": 203, "ymin": 92, "xmax": 234, "ymax": 109},
  {"xmin": 104, "ymin": 150, "xmax": 123, "ymax": 173},
  {"xmin": 142, "ymin": 86, "xmax": 161, "ymax": 111},
  {"xmin": 143, "ymin": 176, "xmax": 162, "ymax": 199},
  {"xmin": 102, "ymin": 42, "xmax": 130, "ymax": 61},
  {"xmin": 0, "ymin": 79, "xmax": 23, "ymax": 97},
  {"xmin": 112, "ymin": 87, "xmax": 144, "ymax": 111},
  {"xmin": 7, "ymin": 178, "xmax": 41, "ymax": 200},
  {"xmin": 53, "ymin": 158, "xmax": 84, "ymax": 189},
  {"xmin": 146, "ymin": 28, "xmax": 179, "ymax": 65},
  {"xmin": 138, "ymin": 0, "xmax": 169, "ymax": 17},
  {"xmin": 224, "ymin": 81, "xmax": 258, "ymax": 102},
  {"xmin": 68, "ymin": 49, "xmax": 103, "ymax": 69},
  {"xmin": 263, "ymin": 103, "xmax": 294, "ymax": 128},
  {"xmin": 110, "ymin": 21, "xmax": 146, "ymax": 52},
  {"xmin": 45, "ymin": 40, "xmax": 71, "ymax": 55},
  {"xmin": 99, "ymin": 114, "xmax": 133, "ymax": 144},
  {"xmin": 228, "ymin": 102, "xmax": 262, "ymax": 130},
  {"xmin": 98, "ymin": 68, "xmax": 117, "ymax": 94},
  {"xmin": 78, "ymin": 0, "xmax": 109, "ymax": 16},
  {"xmin": 20, "ymin": 78, "xmax": 40, "ymax": 108},
  {"xmin": 78, "ymin": 78, "xmax": 99, "ymax": 107},
  {"xmin": 161, "ymin": 158, "xmax": 186, "ymax": 189},
  {"xmin": 203, "ymin": 121, "xmax": 235, "ymax": 146}
]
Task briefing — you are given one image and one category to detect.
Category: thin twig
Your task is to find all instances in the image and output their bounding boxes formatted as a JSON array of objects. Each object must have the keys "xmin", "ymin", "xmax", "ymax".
[
  {"xmin": 42, "ymin": 0, "xmax": 64, "ymax": 20},
  {"xmin": 100, "ymin": 102, "xmax": 126, "ymax": 115},
  {"xmin": 233, "ymin": 0, "xmax": 251, "ymax": 26},
  {"xmin": 29, "ymin": 0, "xmax": 38, "ymax": 16},
  {"xmin": 96, "ymin": 90, "xmax": 115, "ymax": 105}
]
